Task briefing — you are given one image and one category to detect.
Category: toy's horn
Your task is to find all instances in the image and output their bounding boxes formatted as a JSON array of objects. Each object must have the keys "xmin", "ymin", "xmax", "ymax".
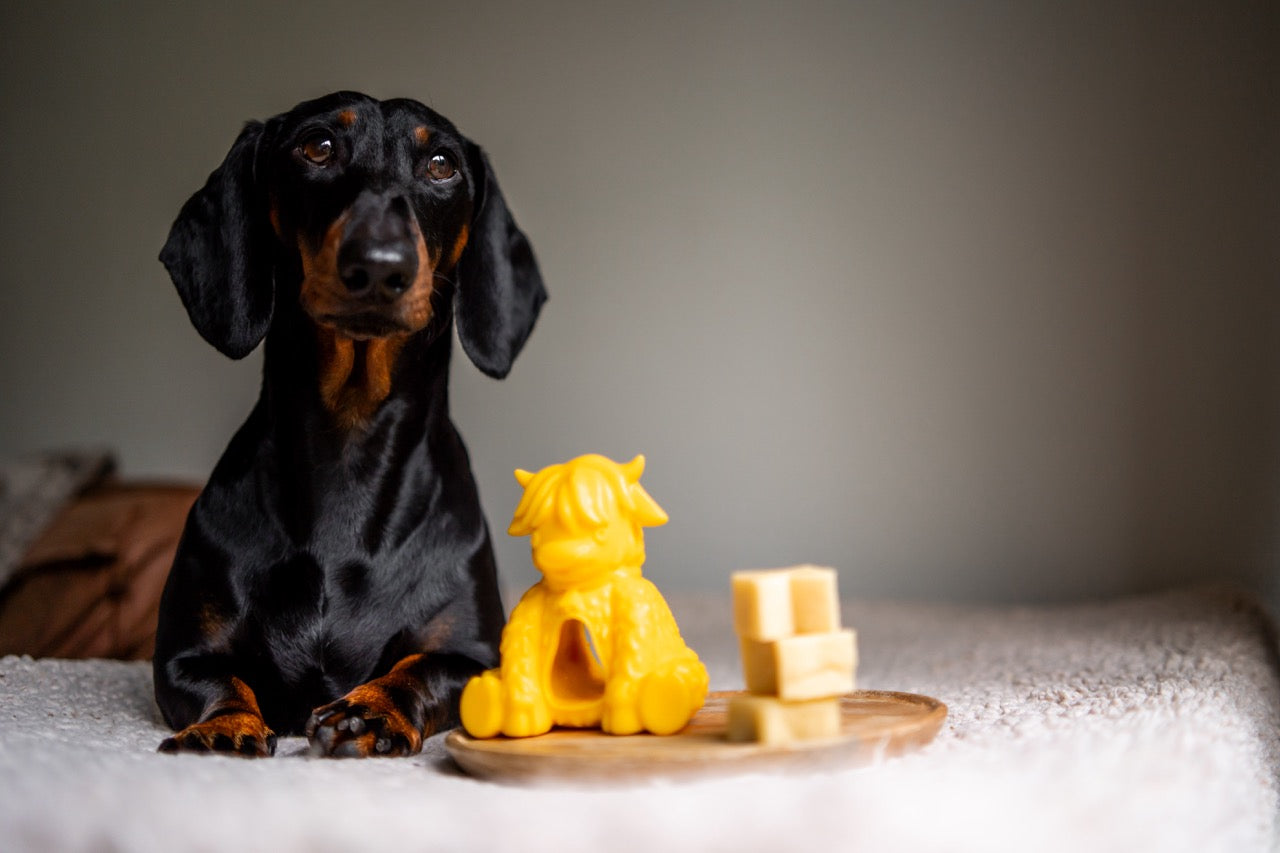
[
  {"xmin": 630, "ymin": 483, "xmax": 669, "ymax": 528},
  {"xmin": 622, "ymin": 455, "xmax": 646, "ymax": 483},
  {"xmin": 514, "ymin": 468, "xmax": 535, "ymax": 488}
]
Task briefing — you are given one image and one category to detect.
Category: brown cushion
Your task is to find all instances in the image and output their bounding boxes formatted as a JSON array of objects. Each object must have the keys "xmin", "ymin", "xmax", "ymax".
[{"xmin": 0, "ymin": 482, "xmax": 199, "ymax": 660}]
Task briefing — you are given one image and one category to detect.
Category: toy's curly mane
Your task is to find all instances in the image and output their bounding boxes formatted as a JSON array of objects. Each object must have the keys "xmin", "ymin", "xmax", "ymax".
[{"xmin": 509, "ymin": 454, "xmax": 667, "ymax": 538}]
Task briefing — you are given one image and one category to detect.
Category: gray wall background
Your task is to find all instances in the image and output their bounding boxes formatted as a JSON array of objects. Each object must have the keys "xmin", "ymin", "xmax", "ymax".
[{"xmin": 1, "ymin": 2, "xmax": 1276, "ymax": 608}]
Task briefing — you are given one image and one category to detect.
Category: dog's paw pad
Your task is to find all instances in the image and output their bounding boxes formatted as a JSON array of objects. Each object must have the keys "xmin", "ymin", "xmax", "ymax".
[{"xmin": 306, "ymin": 696, "xmax": 421, "ymax": 758}]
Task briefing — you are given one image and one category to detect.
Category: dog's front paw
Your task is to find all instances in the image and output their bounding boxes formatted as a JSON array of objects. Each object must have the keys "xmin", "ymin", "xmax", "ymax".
[
  {"xmin": 306, "ymin": 689, "xmax": 424, "ymax": 758},
  {"xmin": 158, "ymin": 713, "xmax": 277, "ymax": 757}
]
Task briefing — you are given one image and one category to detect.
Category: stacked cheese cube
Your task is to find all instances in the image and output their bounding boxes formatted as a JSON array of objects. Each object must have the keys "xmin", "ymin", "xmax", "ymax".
[{"xmin": 727, "ymin": 566, "xmax": 857, "ymax": 744}]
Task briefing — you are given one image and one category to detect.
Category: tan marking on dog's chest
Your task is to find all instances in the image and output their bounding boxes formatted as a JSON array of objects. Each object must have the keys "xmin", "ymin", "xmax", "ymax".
[{"xmin": 316, "ymin": 328, "xmax": 407, "ymax": 429}]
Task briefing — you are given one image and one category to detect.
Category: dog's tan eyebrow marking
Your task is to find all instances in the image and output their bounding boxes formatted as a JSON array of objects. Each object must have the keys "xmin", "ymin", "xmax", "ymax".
[
  {"xmin": 337, "ymin": 109, "xmax": 358, "ymax": 127},
  {"xmin": 448, "ymin": 224, "xmax": 470, "ymax": 266},
  {"xmin": 268, "ymin": 196, "xmax": 284, "ymax": 241},
  {"xmin": 414, "ymin": 126, "xmax": 431, "ymax": 146}
]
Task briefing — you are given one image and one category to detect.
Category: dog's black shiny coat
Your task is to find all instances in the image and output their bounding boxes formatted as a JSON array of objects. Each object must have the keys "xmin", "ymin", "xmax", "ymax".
[{"xmin": 153, "ymin": 92, "xmax": 545, "ymax": 755}]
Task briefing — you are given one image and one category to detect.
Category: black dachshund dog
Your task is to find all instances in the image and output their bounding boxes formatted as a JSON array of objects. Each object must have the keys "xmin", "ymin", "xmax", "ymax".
[{"xmin": 154, "ymin": 91, "xmax": 545, "ymax": 757}]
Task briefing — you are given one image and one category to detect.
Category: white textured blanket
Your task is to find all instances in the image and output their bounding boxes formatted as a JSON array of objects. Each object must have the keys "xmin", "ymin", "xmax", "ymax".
[{"xmin": 1, "ymin": 587, "xmax": 1277, "ymax": 852}]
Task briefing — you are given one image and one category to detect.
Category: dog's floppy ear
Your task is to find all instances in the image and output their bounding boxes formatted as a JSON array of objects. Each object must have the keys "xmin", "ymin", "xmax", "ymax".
[
  {"xmin": 160, "ymin": 121, "xmax": 274, "ymax": 359},
  {"xmin": 455, "ymin": 145, "xmax": 547, "ymax": 379}
]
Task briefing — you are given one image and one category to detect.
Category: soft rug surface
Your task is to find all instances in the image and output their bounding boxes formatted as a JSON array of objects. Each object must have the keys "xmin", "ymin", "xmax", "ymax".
[{"xmin": 1, "ymin": 586, "xmax": 1276, "ymax": 852}]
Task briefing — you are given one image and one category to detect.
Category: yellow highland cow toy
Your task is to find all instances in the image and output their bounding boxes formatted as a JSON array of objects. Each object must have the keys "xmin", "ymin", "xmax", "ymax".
[{"xmin": 460, "ymin": 454, "xmax": 708, "ymax": 738}]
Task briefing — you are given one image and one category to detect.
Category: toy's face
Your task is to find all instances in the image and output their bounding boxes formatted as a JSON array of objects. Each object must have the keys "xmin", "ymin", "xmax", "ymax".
[{"xmin": 529, "ymin": 514, "xmax": 638, "ymax": 588}]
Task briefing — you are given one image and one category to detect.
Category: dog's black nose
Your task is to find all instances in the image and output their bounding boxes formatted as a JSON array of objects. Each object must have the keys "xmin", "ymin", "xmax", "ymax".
[{"xmin": 338, "ymin": 235, "xmax": 418, "ymax": 297}]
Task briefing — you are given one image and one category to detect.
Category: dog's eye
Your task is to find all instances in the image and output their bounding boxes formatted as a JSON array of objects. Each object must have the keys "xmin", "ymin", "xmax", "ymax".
[
  {"xmin": 426, "ymin": 154, "xmax": 456, "ymax": 181},
  {"xmin": 298, "ymin": 135, "xmax": 334, "ymax": 166}
]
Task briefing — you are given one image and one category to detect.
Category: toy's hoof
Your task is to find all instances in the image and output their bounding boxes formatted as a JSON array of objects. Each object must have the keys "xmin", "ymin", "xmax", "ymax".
[
  {"xmin": 460, "ymin": 670, "xmax": 503, "ymax": 738},
  {"xmin": 601, "ymin": 705, "xmax": 642, "ymax": 736},
  {"xmin": 638, "ymin": 672, "xmax": 698, "ymax": 735},
  {"xmin": 502, "ymin": 703, "xmax": 554, "ymax": 738}
]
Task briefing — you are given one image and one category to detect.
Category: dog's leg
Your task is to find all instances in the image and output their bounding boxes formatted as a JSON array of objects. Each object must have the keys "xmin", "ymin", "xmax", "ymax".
[
  {"xmin": 157, "ymin": 674, "xmax": 276, "ymax": 757},
  {"xmin": 305, "ymin": 653, "xmax": 481, "ymax": 757}
]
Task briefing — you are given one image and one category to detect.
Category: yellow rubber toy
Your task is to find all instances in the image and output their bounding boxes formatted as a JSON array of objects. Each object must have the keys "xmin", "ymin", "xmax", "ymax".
[{"xmin": 460, "ymin": 454, "xmax": 708, "ymax": 738}]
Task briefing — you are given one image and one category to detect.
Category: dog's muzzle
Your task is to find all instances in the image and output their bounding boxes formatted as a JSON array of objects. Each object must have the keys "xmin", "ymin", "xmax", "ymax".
[{"xmin": 337, "ymin": 194, "xmax": 420, "ymax": 302}]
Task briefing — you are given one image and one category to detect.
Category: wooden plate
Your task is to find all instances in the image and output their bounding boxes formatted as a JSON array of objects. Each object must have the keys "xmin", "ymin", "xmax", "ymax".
[{"xmin": 444, "ymin": 689, "xmax": 946, "ymax": 784}]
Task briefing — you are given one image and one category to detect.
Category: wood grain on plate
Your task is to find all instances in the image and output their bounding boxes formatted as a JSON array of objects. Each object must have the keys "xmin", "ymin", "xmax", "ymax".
[{"xmin": 445, "ymin": 689, "xmax": 946, "ymax": 783}]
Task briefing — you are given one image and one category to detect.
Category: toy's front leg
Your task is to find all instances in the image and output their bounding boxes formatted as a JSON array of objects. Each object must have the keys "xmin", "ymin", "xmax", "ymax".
[
  {"xmin": 601, "ymin": 636, "xmax": 645, "ymax": 735},
  {"xmin": 603, "ymin": 656, "xmax": 707, "ymax": 736},
  {"xmin": 601, "ymin": 584, "xmax": 651, "ymax": 735},
  {"xmin": 601, "ymin": 581, "xmax": 709, "ymax": 736},
  {"xmin": 460, "ymin": 590, "xmax": 552, "ymax": 738}
]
